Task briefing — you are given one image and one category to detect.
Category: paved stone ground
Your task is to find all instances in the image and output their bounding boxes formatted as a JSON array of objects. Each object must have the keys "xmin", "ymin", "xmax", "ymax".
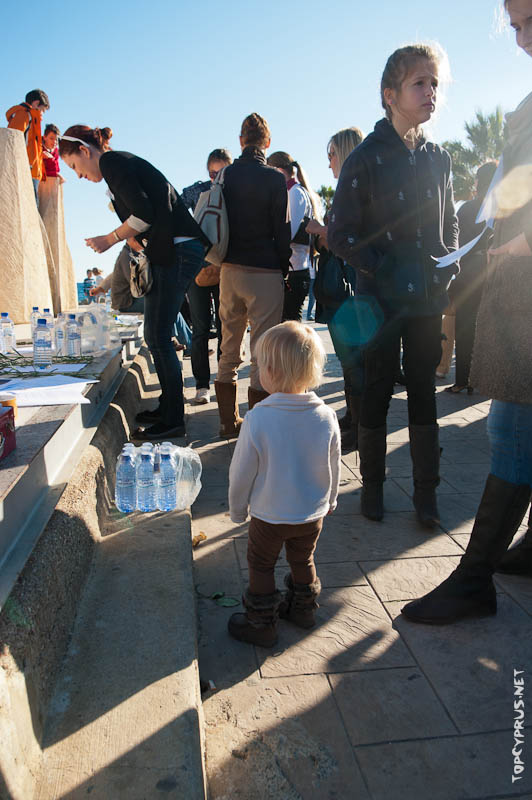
[{"xmin": 185, "ymin": 320, "xmax": 532, "ymax": 800}]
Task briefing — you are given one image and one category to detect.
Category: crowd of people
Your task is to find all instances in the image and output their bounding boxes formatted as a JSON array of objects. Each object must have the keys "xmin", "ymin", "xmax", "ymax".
[{"xmin": 4, "ymin": 0, "xmax": 531, "ymax": 645}]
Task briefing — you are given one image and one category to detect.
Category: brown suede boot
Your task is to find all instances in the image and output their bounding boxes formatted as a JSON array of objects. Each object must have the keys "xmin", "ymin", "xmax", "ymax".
[
  {"xmin": 228, "ymin": 589, "xmax": 282, "ymax": 647},
  {"xmin": 248, "ymin": 387, "xmax": 269, "ymax": 410},
  {"xmin": 279, "ymin": 574, "xmax": 321, "ymax": 629},
  {"xmin": 214, "ymin": 380, "xmax": 243, "ymax": 438}
]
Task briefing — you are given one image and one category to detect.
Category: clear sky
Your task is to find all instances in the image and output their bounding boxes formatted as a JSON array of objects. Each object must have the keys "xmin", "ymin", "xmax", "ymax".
[{"xmin": 1, "ymin": 0, "xmax": 530, "ymax": 282}]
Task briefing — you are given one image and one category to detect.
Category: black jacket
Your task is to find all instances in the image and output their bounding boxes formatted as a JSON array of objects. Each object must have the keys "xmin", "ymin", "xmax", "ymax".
[
  {"xmin": 328, "ymin": 118, "xmax": 459, "ymax": 316},
  {"xmin": 99, "ymin": 151, "xmax": 210, "ymax": 268},
  {"xmin": 223, "ymin": 146, "xmax": 291, "ymax": 273}
]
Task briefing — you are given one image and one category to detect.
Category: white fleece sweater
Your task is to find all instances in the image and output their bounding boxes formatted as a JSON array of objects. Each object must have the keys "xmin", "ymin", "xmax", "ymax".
[{"xmin": 228, "ymin": 392, "xmax": 341, "ymax": 525}]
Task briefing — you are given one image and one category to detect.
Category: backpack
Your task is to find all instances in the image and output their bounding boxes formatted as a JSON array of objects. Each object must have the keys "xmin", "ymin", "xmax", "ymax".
[{"xmin": 193, "ymin": 167, "xmax": 229, "ymax": 266}]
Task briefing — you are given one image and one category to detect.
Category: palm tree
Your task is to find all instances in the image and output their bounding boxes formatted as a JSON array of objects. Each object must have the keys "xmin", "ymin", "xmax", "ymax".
[
  {"xmin": 317, "ymin": 185, "xmax": 335, "ymax": 213},
  {"xmin": 443, "ymin": 107, "xmax": 509, "ymax": 201}
]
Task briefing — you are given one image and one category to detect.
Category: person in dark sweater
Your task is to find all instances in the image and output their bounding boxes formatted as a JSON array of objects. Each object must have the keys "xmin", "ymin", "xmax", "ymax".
[
  {"xmin": 59, "ymin": 125, "xmax": 209, "ymax": 441},
  {"xmin": 402, "ymin": 0, "xmax": 532, "ymax": 624},
  {"xmin": 328, "ymin": 44, "xmax": 459, "ymax": 528},
  {"xmin": 214, "ymin": 113, "xmax": 291, "ymax": 437},
  {"xmin": 445, "ymin": 161, "xmax": 498, "ymax": 393}
]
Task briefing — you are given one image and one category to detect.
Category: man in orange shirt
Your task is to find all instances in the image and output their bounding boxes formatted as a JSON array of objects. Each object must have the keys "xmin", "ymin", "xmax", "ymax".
[{"xmin": 6, "ymin": 89, "xmax": 50, "ymax": 204}]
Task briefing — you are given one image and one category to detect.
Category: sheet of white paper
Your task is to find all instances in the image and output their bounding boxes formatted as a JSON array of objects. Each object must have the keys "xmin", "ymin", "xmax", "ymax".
[
  {"xmin": 1, "ymin": 363, "xmax": 87, "ymax": 375},
  {"xmin": 432, "ymin": 228, "xmax": 487, "ymax": 269},
  {"xmin": 6, "ymin": 385, "xmax": 91, "ymax": 407},
  {"xmin": 0, "ymin": 374, "xmax": 98, "ymax": 392}
]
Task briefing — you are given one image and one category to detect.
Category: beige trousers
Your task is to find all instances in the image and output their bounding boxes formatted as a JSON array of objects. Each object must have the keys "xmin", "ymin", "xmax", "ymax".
[{"xmin": 217, "ymin": 264, "xmax": 284, "ymax": 390}]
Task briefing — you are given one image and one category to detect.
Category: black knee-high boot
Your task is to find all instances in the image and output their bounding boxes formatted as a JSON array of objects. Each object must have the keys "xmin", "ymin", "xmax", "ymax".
[
  {"xmin": 401, "ymin": 475, "xmax": 532, "ymax": 624},
  {"xmin": 359, "ymin": 424, "xmax": 386, "ymax": 521}
]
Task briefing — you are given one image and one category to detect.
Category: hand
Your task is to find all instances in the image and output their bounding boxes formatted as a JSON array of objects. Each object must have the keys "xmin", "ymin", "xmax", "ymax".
[
  {"xmin": 89, "ymin": 286, "xmax": 105, "ymax": 296},
  {"xmin": 85, "ymin": 234, "xmax": 114, "ymax": 254},
  {"xmin": 306, "ymin": 220, "xmax": 326, "ymax": 236},
  {"xmin": 127, "ymin": 236, "xmax": 143, "ymax": 253},
  {"xmin": 488, "ymin": 232, "xmax": 532, "ymax": 261},
  {"xmin": 59, "ymin": 175, "xmax": 66, "ymax": 185}
]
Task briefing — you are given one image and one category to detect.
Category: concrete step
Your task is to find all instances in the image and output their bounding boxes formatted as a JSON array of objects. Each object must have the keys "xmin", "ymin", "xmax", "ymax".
[{"xmin": 36, "ymin": 509, "xmax": 206, "ymax": 799}]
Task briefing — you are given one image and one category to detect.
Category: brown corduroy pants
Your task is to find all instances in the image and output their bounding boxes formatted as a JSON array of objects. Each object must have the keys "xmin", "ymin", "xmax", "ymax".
[{"xmin": 247, "ymin": 516, "xmax": 324, "ymax": 595}]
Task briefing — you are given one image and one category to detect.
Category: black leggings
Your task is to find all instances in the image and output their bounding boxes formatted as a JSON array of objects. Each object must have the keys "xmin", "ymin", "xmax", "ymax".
[{"xmin": 360, "ymin": 314, "xmax": 442, "ymax": 429}]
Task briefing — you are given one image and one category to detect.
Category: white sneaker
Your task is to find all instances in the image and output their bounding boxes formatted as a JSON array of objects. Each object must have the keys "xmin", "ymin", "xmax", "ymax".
[{"xmin": 193, "ymin": 388, "xmax": 210, "ymax": 405}]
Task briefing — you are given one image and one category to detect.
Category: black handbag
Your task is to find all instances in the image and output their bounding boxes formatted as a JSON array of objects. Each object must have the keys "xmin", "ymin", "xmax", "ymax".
[{"xmin": 313, "ymin": 249, "xmax": 353, "ymax": 308}]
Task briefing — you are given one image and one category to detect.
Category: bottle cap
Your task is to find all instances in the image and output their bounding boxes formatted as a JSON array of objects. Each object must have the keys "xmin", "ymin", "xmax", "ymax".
[
  {"xmin": 37, "ymin": 319, "xmax": 47, "ymax": 325},
  {"xmin": 1, "ymin": 313, "xmax": 8, "ymax": 318},
  {"xmin": 68, "ymin": 314, "xmax": 76, "ymax": 319},
  {"xmin": 32, "ymin": 306, "xmax": 39, "ymax": 311},
  {"xmin": 44, "ymin": 308, "xmax": 50, "ymax": 313}
]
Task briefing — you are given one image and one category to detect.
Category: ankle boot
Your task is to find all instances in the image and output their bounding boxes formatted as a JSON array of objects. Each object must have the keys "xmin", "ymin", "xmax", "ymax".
[
  {"xmin": 496, "ymin": 505, "xmax": 532, "ymax": 576},
  {"xmin": 338, "ymin": 388, "xmax": 352, "ymax": 432},
  {"xmin": 341, "ymin": 395, "xmax": 360, "ymax": 452},
  {"xmin": 228, "ymin": 588, "xmax": 282, "ymax": 647},
  {"xmin": 214, "ymin": 380, "xmax": 243, "ymax": 438},
  {"xmin": 358, "ymin": 424, "xmax": 386, "ymax": 521},
  {"xmin": 401, "ymin": 475, "xmax": 532, "ymax": 624},
  {"xmin": 279, "ymin": 574, "xmax": 321, "ymax": 628},
  {"xmin": 248, "ymin": 387, "xmax": 269, "ymax": 410},
  {"xmin": 409, "ymin": 424, "xmax": 441, "ymax": 529}
]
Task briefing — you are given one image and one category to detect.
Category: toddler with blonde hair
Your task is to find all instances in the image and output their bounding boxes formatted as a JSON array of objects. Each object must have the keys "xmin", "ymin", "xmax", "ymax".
[{"xmin": 228, "ymin": 321, "xmax": 341, "ymax": 647}]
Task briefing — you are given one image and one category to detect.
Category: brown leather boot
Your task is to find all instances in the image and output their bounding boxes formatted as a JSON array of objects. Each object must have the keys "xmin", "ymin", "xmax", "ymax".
[
  {"xmin": 228, "ymin": 589, "xmax": 282, "ymax": 647},
  {"xmin": 248, "ymin": 387, "xmax": 269, "ymax": 410},
  {"xmin": 214, "ymin": 380, "xmax": 243, "ymax": 438},
  {"xmin": 279, "ymin": 574, "xmax": 321, "ymax": 628}
]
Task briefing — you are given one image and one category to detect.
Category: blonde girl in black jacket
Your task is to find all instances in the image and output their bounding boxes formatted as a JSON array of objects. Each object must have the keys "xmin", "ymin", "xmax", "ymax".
[{"xmin": 328, "ymin": 44, "xmax": 459, "ymax": 527}]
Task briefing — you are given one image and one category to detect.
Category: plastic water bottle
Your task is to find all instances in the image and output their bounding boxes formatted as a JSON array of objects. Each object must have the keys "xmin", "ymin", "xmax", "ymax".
[
  {"xmin": 105, "ymin": 292, "xmax": 112, "ymax": 314},
  {"xmin": 137, "ymin": 452, "xmax": 157, "ymax": 512},
  {"xmin": 55, "ymin": 314, "xmax": 66, "ymax": 356},
  {"xmin": 158, "ymin": 448, "xmax": 177, "ymax": 511},
  {"xmin": 42, "ymin": 308, "xmax": 54, "ymax": 331},
  {"xmin": 66, "ymin": 314, "xmax": 82, "ymax": 357},
  {"xmin": 115, "ymin": 452, "xmax": 137, "ymax": 512},
  {"xmin": 30, "ymin": 307, "xmax": 40, "ymax": 337},
  {"xmin": 0, "ymin": 313, "xmax": 15, "ymax": 353},
  {"xmin": 33, "ymin": 319, "xmax": 52, "ymax": 369}
]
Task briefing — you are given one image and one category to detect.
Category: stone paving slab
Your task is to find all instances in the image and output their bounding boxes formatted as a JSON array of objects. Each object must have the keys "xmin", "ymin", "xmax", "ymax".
[
  {"xmin": 203, "ymin": 675, "xmax": 371, "ymax": 800},
  {"xmin": 361, "ymin": 556, "xmax": 462, "ymax": 602},
  {"xmin": 329, "ymin": 667, "xmax": 457, "ymax": 745},
  {"xmin": 387, "ymin": 595, "xmax": 532, "ymax": 733},
  {"xmin": 354, "ymin": 730, "xmax": 532, "ymax": 800},
  {"xmin": 257, "ymin": 586, "xmax": 415, "ymax": 677}
]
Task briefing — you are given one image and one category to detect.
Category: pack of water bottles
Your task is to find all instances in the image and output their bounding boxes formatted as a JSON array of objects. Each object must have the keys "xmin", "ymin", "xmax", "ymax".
[
  {"xmin": 29, "ymin": 301, "xmax": 122, "ymax": 369},
  {"xmin": 115, "ymin": 442, "xmax": 202, "ymax": 513}
]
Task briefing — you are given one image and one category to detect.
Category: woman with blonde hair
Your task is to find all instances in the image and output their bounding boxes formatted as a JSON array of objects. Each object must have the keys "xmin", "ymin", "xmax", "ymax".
[{"xmin": 307, "ymin": 126, "xmax": 364, "ymax": 450}]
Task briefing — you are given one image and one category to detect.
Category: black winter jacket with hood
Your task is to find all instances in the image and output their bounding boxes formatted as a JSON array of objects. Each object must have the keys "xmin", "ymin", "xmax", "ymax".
[{"xmin": 328, "ymin": 118, "xmax": 459, "ymax": 316}]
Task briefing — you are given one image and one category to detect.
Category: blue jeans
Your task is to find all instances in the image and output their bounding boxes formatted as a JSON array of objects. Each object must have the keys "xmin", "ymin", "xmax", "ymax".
[
  {"xmin": 307, "ymin": 278, "xmax": 315, "ymax": 320},
  {"xmin": 174, "ymin": 312, "xmax": 192, "ymax": 349},
  {"xmin": 487, "ymin": 400, "xmax": 532, "ymax": 486},
  {"xmin": 143, "ymin": 240, "xmax": 205, "ymax": 426},
  {"xmin": 187, "ymin": 280, "xmax": 221, "ymax": 389}
]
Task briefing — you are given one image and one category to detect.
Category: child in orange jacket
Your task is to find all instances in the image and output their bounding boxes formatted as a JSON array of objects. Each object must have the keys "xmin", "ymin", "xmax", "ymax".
[{"xmin": 6, "ymin": 89, "xmax": 50, "ymax": 202}]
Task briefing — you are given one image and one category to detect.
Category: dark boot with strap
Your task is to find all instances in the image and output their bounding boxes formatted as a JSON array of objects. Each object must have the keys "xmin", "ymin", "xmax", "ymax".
[
  {"xmin": 496, "ymin": 505, "xmax": 532, "ymax": 577},
  {"xmin": 228, "ymin": 589, "xmax": 282, "ymax": 647},
  {"xmin": 214, "ymin": 380, "xmax": 243, "ymax": 438},
  {"xmin": 409, "ymin": 424, "xmax": 441, "ymax": 529},
  {"xmin": 279, "ymin": 574, "xmax": 321, "ymax": 629},
  {"xmin": 341, "ymin": 395, "xmax": 360, "ymax": 453},
  {"xmin": 248, "ymin": 387, "xmax": 269, "ymax": 410},
  {"xmin": 359, "ymin": 424, "xmax": 386, "ymax": 521},
  {"xmin": 401, "ymin": 475, "xmax": 532, "ymax": 625}
]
